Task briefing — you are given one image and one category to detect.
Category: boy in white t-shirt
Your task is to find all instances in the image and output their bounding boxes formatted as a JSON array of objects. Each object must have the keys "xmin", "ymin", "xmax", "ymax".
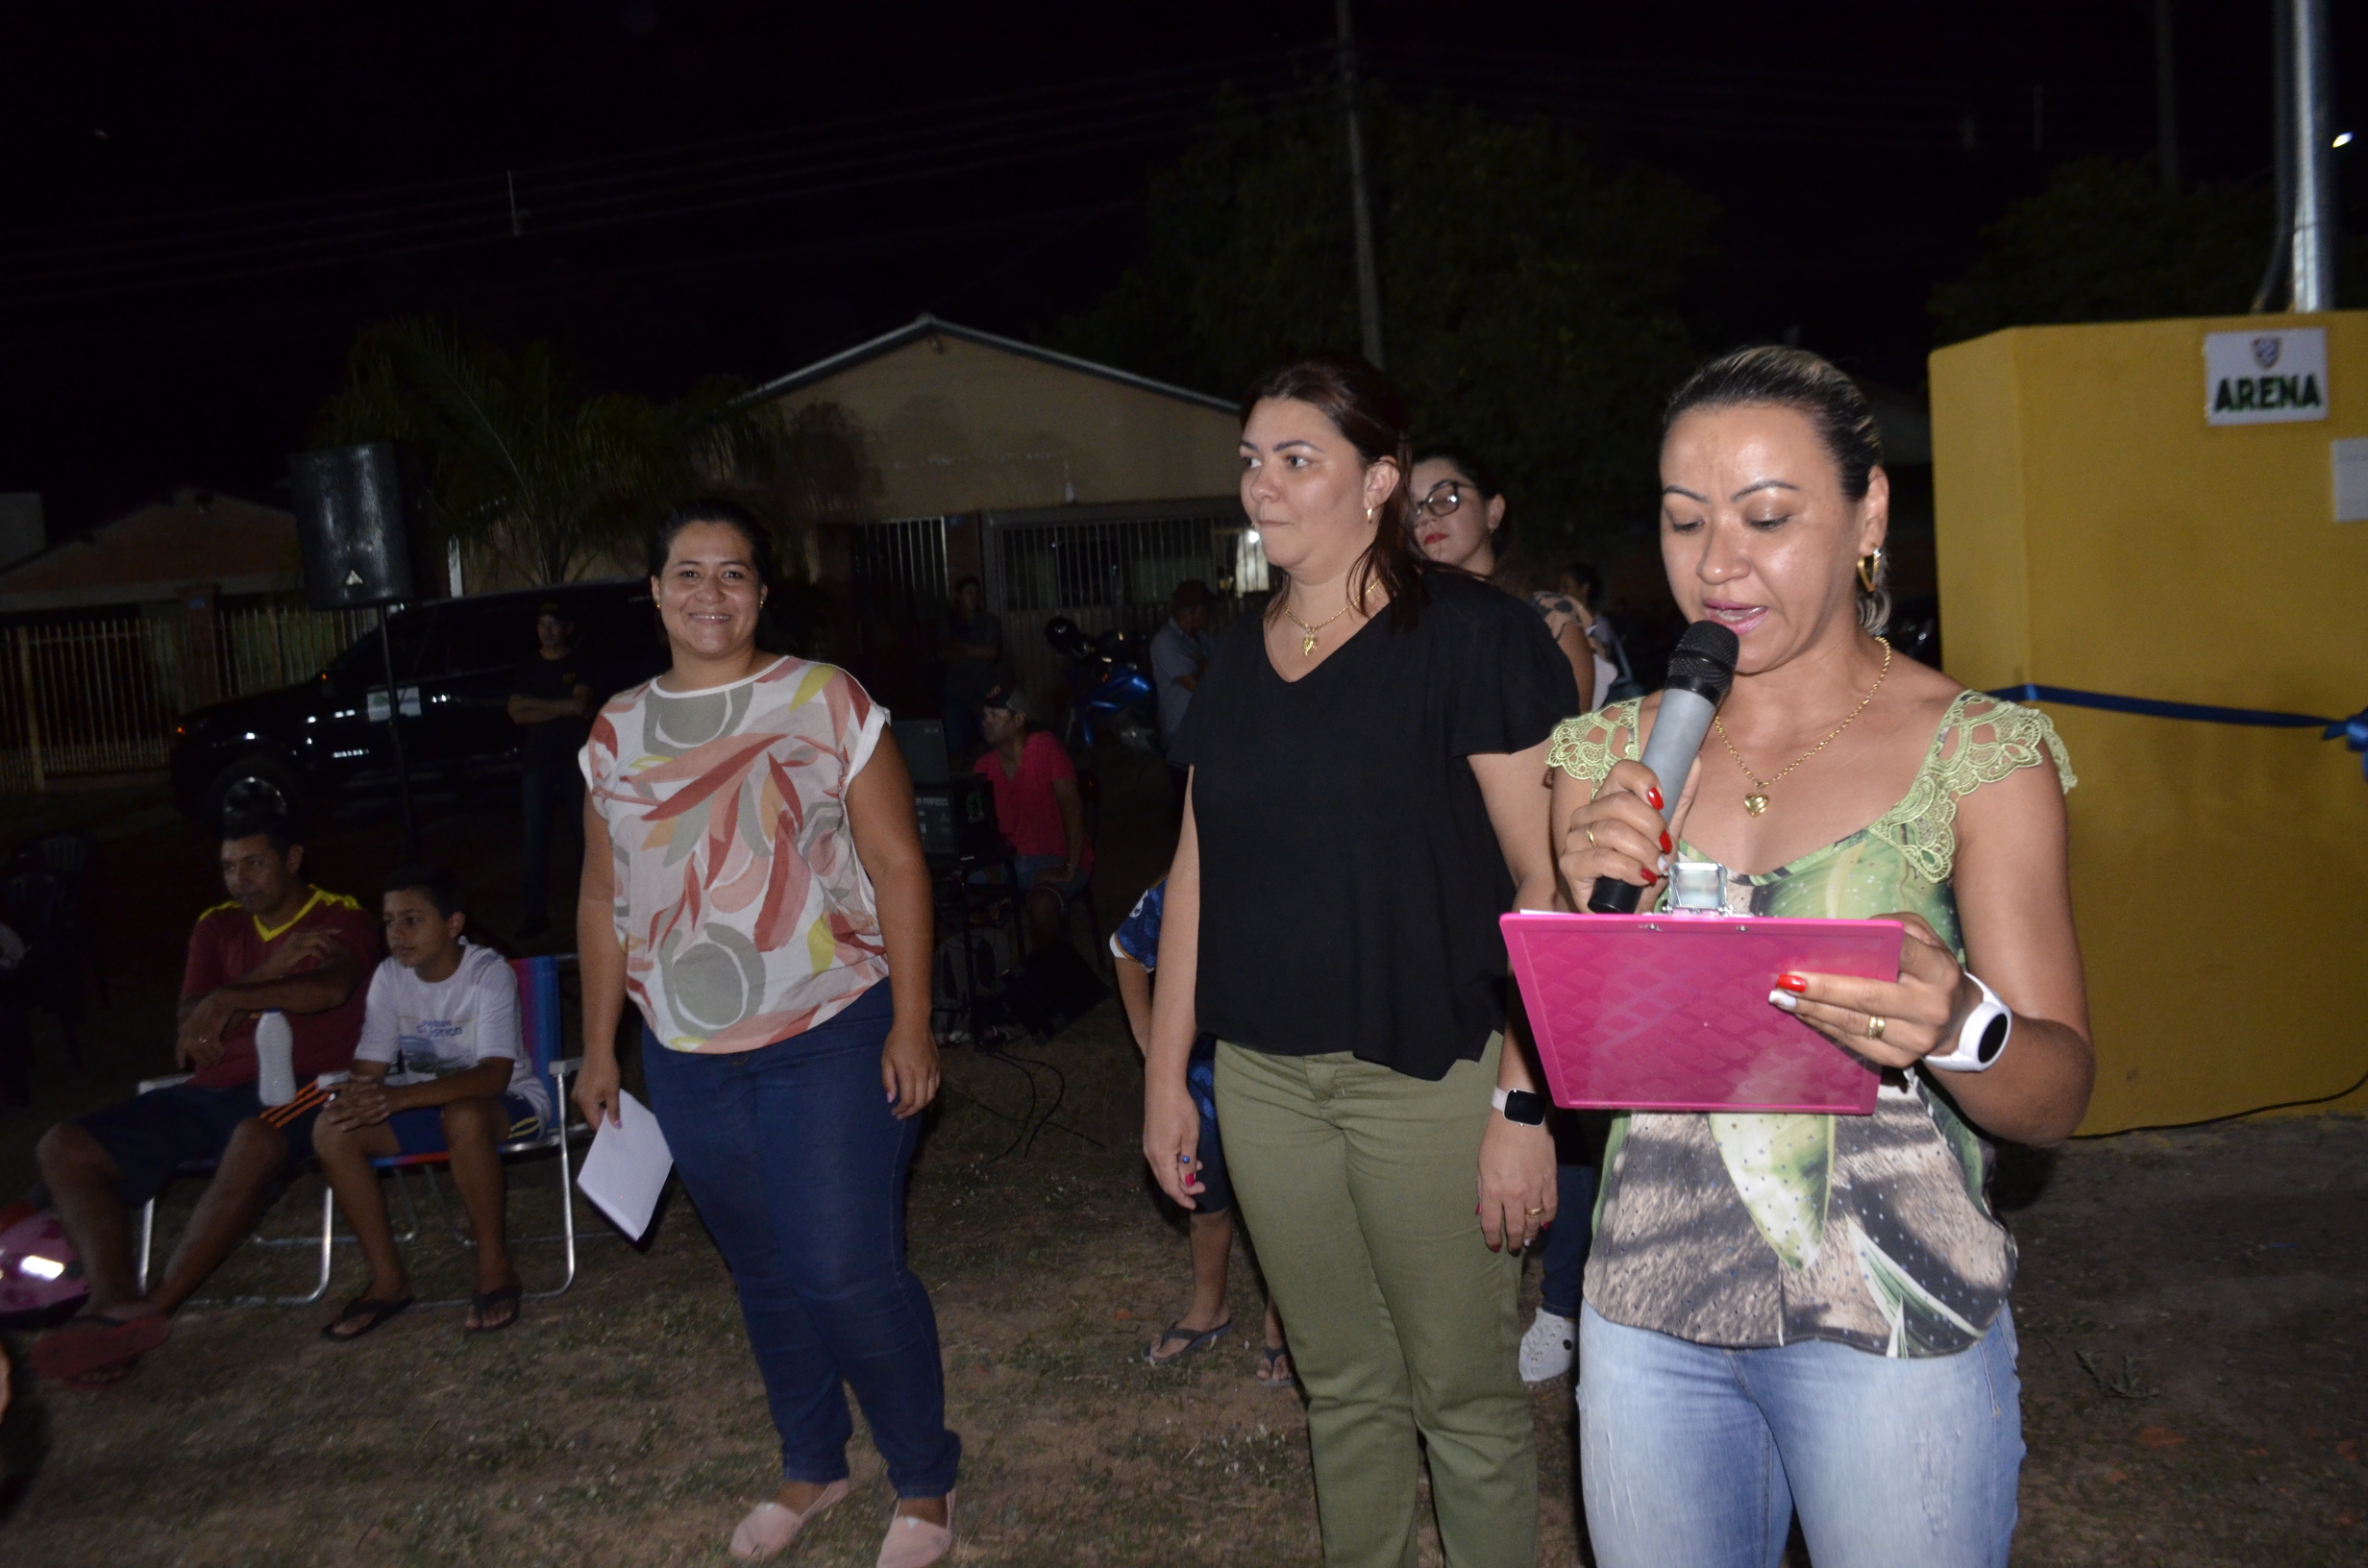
[{"xmin": 314, "ymin": 867, "xmax": 550, "ymax": 1338}]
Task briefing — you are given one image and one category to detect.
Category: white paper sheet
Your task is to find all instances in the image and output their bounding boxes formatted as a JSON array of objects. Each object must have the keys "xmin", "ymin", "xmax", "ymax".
[{"xmin": 577, "ymin": 1090, "xmax": 674, "ymax": 1242}]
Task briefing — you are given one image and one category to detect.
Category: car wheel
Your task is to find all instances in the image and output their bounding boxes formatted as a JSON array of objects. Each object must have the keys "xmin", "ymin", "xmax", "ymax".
[{"xmin": 204, "ymin": 754, "xmax": 307, "ymax": 834}]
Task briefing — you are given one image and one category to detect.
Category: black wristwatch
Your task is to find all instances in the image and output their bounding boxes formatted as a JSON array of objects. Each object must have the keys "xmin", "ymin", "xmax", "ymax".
[{"xmin": 1492, "ymin": 1087, "xmax": 1548, "ymax": 1126}]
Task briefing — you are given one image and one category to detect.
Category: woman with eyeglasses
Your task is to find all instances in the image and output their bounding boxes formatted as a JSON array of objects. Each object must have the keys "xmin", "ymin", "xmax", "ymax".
[
  {"xmin": 1410, "ymin": 447, "xmax": 1610, "ymax": 1387},
  {"xmin": 1409, "ymin": 449, "xmax": 1614, "ymax": 711}
]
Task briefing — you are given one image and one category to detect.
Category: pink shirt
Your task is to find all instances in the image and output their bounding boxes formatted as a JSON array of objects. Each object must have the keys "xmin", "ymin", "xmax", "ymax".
[{"xmin": 974, "ymin": 731, "xmax": 1093, "ymax": 873}]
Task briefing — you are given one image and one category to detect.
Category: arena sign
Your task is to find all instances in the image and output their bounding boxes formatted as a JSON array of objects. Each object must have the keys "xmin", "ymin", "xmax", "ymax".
[{"xmin": 2204, "ymin": 327, "xmax": 2328, "ymax": 427}]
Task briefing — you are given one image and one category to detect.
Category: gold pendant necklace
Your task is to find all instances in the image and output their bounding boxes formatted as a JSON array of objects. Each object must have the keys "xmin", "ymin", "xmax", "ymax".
[
  {"xmin": 1715, "ymin": 638, "xmax": 1892, "ymax": 816},
  {"xmin": 1281, "ymin": 584, "xmax": 1363, "ymax": 655}
]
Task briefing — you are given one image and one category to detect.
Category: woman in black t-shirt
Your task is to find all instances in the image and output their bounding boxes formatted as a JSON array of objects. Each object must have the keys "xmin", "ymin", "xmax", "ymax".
[{"xmin": 1146, "ymin": 355, "xmax": 1575, "ymax": 1568}]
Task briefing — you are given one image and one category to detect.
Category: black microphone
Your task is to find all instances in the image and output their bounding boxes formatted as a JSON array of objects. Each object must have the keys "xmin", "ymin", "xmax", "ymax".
[{"xmin": 1587, "ymin": 621, "xmax": 1740, "ymax": 914}]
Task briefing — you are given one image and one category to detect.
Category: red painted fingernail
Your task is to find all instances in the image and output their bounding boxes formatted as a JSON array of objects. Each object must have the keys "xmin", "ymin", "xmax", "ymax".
[
  {"xmin": 1646, "ymin": 786, "xmax": 1665, "ymax": 810},
  {"xmin": 1776, "ymin": 973, "xmax": 1810, "ymax": 992},
  {"xmin": 1660, "ymin": 830, "xmax": 1673, "ymax": 853},
  {"xmin": 1640, "ymin": 867, "xmax": 1658, "ymax": 884}
]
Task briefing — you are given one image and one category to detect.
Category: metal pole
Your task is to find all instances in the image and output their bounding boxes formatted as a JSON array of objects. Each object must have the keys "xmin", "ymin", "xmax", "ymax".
[
  {"xmin": 2153, "ymin": 0, "xmax": 2181, "ymax": 192},
  {"xmin": 1337, "ymin": 0, "xmax": 1385, "ymax": 369},
  {"xmin": 378, "ymin": 605, "xmax": 421, "ymax": 858},
  {"xmin": 15, "ymin": 626, "xmax": 43, "ymax": 793},
  {"xmin": 2254, "ymin": 1, "xmax": 2297, "ymax": 311},
  {"xmin": 2289, "ymin": 0, "xmax": 2337, "ymax": 310}
]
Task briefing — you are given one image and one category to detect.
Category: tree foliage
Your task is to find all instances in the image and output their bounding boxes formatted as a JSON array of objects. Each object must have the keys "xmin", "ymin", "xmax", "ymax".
[
  {"xmin": 1929, "ymin": 159, "xmax": 2309, "ymax": 346},
  {"xmin": 1057, "ymin": 91, "xmax": 1715, "ymax": 550},
  {"xmin": 311, "ymin": 319, "xmax": 872, "ymax": 587}
]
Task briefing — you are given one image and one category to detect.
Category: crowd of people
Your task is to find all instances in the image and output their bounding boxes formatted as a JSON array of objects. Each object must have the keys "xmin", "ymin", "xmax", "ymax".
[{"xmin": 8, "ymin": 342, "xmax": 2092, "ymax": 1568}]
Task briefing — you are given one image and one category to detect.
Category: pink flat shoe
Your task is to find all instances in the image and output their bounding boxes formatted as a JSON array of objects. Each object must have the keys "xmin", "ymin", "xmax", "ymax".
[
  {"xmin": 876, "ymin": 1489, "xmax": 955, "ymax": 1568},
  {"xmin": 729, "ymin": 1479, "xmax": 849, "ymax": 1562}
]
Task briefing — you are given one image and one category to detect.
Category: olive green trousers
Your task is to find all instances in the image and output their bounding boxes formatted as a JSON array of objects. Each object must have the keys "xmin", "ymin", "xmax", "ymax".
[{"xmin": 1215, "ymin": 1037, "xmax": 1537, "ymax": 1568}]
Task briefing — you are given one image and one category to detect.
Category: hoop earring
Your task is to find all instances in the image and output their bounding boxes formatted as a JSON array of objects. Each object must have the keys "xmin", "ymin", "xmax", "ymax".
[
  {"xmin": 1856, "ymin": 551, "xmax": 1882, "ymax": 594},
  {"xmin": 1366, "ymin": 505, "xmax": 1377, "ymax": 526}
]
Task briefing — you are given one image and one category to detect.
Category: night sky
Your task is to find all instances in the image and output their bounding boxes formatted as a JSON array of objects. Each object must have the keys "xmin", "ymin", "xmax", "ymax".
[{"xmin": 0, "ymin": 1, "xmax": 2353, "ymax": 533}]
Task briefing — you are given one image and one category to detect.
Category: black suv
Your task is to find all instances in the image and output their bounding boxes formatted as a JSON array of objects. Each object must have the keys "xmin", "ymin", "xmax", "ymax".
[{"xmin": 170, "ymin": 580, "xmax": 668, "ymax": 827}]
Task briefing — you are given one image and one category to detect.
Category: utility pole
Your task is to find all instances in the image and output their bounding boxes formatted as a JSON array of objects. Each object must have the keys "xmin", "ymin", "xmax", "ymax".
[
  {"xmin": 2287, "ymin": 0, "xmax": 2337, "ymax": 309},
  {"xmin": 2153, "ymin": 0, "xmax": 2181, "ymax": 192},
  {"xmin": 1337, "ymin": 0, "xmax": 1385, "ymax": 369},
  {"xmin": 2254, "ymin": 0, "xmax": 2296, "ymax": 309}
]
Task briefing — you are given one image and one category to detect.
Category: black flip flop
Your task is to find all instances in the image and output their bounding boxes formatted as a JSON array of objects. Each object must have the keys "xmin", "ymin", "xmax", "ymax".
[
  {"xmin": 1144, "ymin": 1318, "xmax": 1233, "ymax": 1366},
  {"xmin": 468, "ymin": 1284, "xmax": 523, "ymax": 1335},
  {"xmin": 321, "ymin": 1295, "xmax": 414, "ymax": 1341}
]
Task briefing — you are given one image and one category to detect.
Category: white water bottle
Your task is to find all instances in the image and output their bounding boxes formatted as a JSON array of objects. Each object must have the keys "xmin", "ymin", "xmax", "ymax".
[{"xmin": 255, "ymin": 1010, "xmax": 296, "ymax": 1107}]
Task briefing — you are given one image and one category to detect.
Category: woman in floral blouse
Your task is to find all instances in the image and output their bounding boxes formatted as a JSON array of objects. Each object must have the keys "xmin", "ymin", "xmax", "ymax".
[
  {"xmin": 574, "ymin": 501, "xmax": 958, "ymax": 1567},
  {"xmin": 1553, "ymin": 349, "xmax": 2092, "ymax": 1568}
]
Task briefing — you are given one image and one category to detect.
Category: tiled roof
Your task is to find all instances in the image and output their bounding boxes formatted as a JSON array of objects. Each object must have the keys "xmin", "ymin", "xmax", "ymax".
[{"xmin": 0, "ymin": 488, "xmax": 299, "ymax": 613}]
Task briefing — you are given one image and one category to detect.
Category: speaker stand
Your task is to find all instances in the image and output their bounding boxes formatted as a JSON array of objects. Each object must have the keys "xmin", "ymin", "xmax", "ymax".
[{"xmin": 378, "ymin": 605, "xmax": 422, "ymax": 860}]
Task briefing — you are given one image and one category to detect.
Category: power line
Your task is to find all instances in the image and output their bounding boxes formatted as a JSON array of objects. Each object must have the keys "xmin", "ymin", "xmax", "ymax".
[{"xmin": 0, "ymin": 76, "xmax": 1329, "ymax": 302}]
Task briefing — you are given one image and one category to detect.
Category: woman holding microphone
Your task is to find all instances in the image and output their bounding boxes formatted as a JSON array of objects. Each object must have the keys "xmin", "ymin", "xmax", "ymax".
[
  {"xmin": 1553, "ymin": 347, "xmax": 2092, "ymax": 1568},
  {"xmin": 575, "ymin": 501, "xmax": 959, "ymax": 1566},
  {"xmin": 1144, "ymin": 355, "xmax": 1575, "ymax": 1568}
]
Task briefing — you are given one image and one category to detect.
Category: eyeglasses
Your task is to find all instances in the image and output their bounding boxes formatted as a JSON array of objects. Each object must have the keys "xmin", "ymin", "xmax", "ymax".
[{"xmin": 1413, "ymin": 480, "xmax": 1469, "ymax": 521}]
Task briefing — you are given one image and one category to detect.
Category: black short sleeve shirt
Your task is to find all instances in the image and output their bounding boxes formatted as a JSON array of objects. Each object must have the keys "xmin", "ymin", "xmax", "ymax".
[
  {"xmin": 513, "ymin": 651, "xmax": 598, "ymax": 772},
  {"xmin": 1170, "ymin": 570, "xmax": 1578, "ymax": 1080}
]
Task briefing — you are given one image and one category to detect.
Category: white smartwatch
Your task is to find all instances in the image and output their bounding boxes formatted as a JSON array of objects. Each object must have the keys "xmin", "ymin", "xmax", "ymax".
[{"xmin": 1924, "ymin": 974, "xmax": 2012, "ymax": 1073}]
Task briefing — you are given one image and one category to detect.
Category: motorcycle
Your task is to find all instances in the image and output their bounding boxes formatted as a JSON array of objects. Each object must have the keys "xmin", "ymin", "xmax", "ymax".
[{"xmin": 1044, "ymin": 617, "xmax": 1161, "ymax": 753}]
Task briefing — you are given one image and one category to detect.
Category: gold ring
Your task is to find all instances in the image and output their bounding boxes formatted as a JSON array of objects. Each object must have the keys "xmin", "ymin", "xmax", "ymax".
[
  {"xmin": 1524, "ymin": 1207, "xmax": 1545, "ymax": 1216},
  {"xmin": 1865, "ymin": 1016, "xmax": 1888, "ymax": 1041},
  {"xmin": 1585, "ymin": 826, "xmax": 1597, "ymax": 848}
]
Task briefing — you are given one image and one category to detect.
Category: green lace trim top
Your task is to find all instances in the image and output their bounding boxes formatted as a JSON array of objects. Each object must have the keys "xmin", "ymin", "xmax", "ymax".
[{"xmin": 1546, "ymin": 690, "xmax": 2074, "ymax": 1359}]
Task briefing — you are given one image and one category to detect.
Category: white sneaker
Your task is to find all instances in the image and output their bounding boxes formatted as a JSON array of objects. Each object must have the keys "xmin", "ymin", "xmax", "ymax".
[{"xmin": 1517, "ymin": 1308, "xmax": 1576, "ymax": 1384}]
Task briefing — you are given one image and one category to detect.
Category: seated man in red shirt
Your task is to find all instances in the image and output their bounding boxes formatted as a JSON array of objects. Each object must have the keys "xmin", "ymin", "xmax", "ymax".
[
  {"xmin": 974, "ymin": 684, "xmax": 1093, "ymax": 951},
  {"xmin": 30, "ymin": 813, "xmax": 375, "ymax": 1385}
]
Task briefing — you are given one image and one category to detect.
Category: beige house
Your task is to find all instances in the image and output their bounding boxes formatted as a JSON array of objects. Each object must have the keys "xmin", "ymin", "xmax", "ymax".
[
  {"xmin": 748, "ymin": 316, "xmax": 1255, "ymax": 712},
  {"xmin": 749, "ymin": 314, "xmax": 1242, "ymax": 523}
]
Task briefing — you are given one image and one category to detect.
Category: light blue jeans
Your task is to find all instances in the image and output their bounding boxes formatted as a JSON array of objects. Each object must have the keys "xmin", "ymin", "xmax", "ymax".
[{"xmin": 1578, "ymin": 1303, "xmax": 2023, "ymax": 1568}]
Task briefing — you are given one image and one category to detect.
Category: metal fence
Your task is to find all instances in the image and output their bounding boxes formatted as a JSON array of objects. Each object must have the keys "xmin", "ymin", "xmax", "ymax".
[
  {"xmin": 0, "ymin": 603, "xmax": 371, "ymax": 792},
  {"xmin": 983, "ymin": 502, "xmax": 1262, "ymax": 704}
]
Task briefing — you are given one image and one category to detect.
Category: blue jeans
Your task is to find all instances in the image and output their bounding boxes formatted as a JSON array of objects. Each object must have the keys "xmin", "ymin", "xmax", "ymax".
[
  {"xmin": 639, "ymin": 983, "xmax": 960, "ymax": 1497},
  {"xmin": 519, "ymin": 763, "xmax": 583, "ymax": 919},
  {"xmin": 1578, "ymin": 1304, "xmax": 2022, "ymax": 1568},
  {"xmin": 1539, "ymin": 1115, "xmax": 1596, "ymax": 1319}
]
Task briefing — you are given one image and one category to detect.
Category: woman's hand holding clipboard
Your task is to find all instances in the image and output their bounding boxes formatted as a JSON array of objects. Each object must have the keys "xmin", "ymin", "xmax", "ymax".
[{"xmin": 1771, "ymin": 911, "xmax": 1990, "ymax": 1074}]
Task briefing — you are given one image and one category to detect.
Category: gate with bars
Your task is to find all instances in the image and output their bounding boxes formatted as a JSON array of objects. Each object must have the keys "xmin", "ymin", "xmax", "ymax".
[
  {"xmin": 978, "ymin": 499, "xmax": 1261, "ymax": 705},
  {"xmin": 827, "ymin": 500, "xmax": 1263, "ymax": 724},
  {"xmin": 0, "ymin": 603, "xmax": 371, "ymax": 793}
]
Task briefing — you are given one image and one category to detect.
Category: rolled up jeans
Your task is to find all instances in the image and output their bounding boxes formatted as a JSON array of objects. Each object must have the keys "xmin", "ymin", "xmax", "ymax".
[
  {"xmin": 639, "ymin": 982, "xmax": 961, "ymax": 1497},
  {"xmin": 1214, "ymin": 1036, "xmax": 1535, "ymax": 1568},
  {"xmin": 1578, "ymin": 1302, "xmax": 2023, "ymax": 1568}
]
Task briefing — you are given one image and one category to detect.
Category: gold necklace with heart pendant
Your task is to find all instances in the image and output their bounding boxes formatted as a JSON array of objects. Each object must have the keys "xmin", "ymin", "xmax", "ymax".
[
  {"xmin": 1714, "ymin": 638, "xmax": 1892, "ymax": 816},
  {"xmin": 1281, "ymin": 579, "xmax": 1368, "ymax": 656}
]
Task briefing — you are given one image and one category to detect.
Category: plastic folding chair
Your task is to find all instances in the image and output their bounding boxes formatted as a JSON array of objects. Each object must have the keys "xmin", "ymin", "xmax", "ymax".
[
  {"xmin": 132, "ymin": 1073, "xmax": 340, "ymax": 1308},
  {"xmin": 136, "ymin": 955, "xmax": 589, "ymax": 1308},
  {"xmin": 12, "ymin": 830, "xmax": 106, "ymax": 1007},
  {"xmin": 319, "ymin": 954, "xmax": 590, "ymax": 1307}
]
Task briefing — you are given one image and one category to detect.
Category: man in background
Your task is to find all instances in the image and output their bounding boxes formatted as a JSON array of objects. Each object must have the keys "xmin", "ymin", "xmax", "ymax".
[
  {"xmin": 506, "ymin": 602, "xmax": 596, "ymax": 940},
  {"xmin": 29, "ymin": 816, "xmax": 374, "ymax": 1385},
  {"xmin": 941, "ymin": 576, "xmax": 1003, "ymax": 755},
  {"xmin": 1148, "ymin": 579, "xmax": 1216, "ymax": 750}
]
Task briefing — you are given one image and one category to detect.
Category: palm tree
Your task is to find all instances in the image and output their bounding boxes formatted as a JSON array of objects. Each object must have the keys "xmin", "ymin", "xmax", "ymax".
[{"xmin": 311, "ymin": 319, "xmax": 871, "ymax": 587}]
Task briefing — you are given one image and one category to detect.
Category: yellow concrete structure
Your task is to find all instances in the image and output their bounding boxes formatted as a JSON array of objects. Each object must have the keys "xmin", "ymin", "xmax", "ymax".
[{"xmin": 1931, "ymin": 311, "xmax": 2368, "ymax": 1132}]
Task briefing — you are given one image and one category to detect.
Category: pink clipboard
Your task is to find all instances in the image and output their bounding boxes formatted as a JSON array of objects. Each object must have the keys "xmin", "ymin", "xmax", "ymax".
[{"xmin": 1501, "ymin": 911, "xmax": 1902, "ymax": 1115}]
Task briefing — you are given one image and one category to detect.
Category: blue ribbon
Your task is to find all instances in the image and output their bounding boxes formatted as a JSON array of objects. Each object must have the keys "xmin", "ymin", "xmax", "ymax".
[{"xmin": 1991, "ymin": 685, "xmax": 2368, "ymax": 781}]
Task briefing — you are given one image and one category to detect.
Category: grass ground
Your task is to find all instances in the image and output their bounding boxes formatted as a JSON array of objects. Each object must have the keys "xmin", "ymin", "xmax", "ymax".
[{"xmin": 1, "ymin": 773, "xmax": 2362, "ymax": 1564}]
